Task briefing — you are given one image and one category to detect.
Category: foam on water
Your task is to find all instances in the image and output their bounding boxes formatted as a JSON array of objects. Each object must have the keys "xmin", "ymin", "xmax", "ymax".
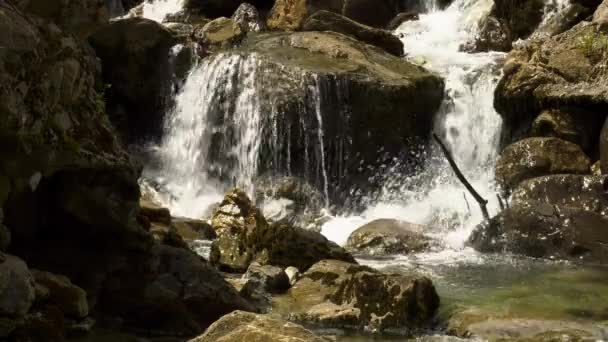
[{"xmin": 321, "ymin": 0, "xmax": 506, "ymax": 254}]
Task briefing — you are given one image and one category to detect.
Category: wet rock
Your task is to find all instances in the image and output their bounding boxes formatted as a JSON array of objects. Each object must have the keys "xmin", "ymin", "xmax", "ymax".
[
  {"xmin": 20, "ymin": 0, "xmax": 109, "ymax": 39},
  {"xmin": 530, "ymin": 108, "xmax": 603, "ymax": 152},
  {"xmin": 302, "ymin": 10, "xmax": 404, "ymax": 56},
  {"xmin": 210, "ymin": 190, "xmax": 355, "ymax": 272},
  {"xmin": 232, "ymin": 3, "xmax": 266, "ymax": 32},
  {"xmin": 288, "ymin": 260, "xmax": 440, "ymax": 331},
  {"xmin": 531, "ymin": 3, "xmax": 594, "ymax": 39},
  {"xmin": 234, "ymin": 31, "xmax": 444, "ymax": 200},
  {"xmin": 89, "ymin": 18, "xmax": 177, "ymax": 142},
  {"xmin": 495, "ymin": 137, "xmax": 591, "ymax": 190},
  {"xmin": 467, "ymin": 16, "xmax": 512, "ymax": 52},
  {"xmin": 194, "ymin": 17, "xmax": 244, "ymax": 46},
  {"xmin": 495, "ymin": 22, "xmax": 608, "ymax": 143},
  {"xmin": 511, "ymin": 174, "xmax": 608, "ymax": 217},
  {"xmin": 188, "ymin": 310, "xmax": 327, "ymax": 342},
  {"xmin": 601, "ymin": 117, "xmax": 608, "ymax": 174},
  {"xmin": 0, "ymin": 255, "xmax": 35, "ymax": 318},
  {"xmin": 267, "ymin": 0, "xmax": 418, "ymax": 30},
  {"xmin": 346, "ymin": 219, "xmax": 433, "ymax": 256},
  {"xmin": 244, "ymin": 262, "xmax": 290, "ymax": 294},
  {"xmin": 172, "ymin": 218, "xmax": 217, "ymax": 240},
  {"xmin": 386, "ymin": 12, "xmax": 420, "ymax": 31},
  {"xmin": 469, "ymin": 201, "xmax": 608, "ymax": 263},
  {"xmin": 32, "ymin": 270, "xmax": 89, "ymax": 318}
]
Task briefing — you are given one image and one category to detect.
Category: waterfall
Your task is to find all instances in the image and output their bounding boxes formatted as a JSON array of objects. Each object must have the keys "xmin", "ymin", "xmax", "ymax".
[
  {"xmin": 142, "ymin": 0, "xmax": 185, "ymax": 22},
  {"xmin": 321, "ymin": 0, "xmax": 505, "ymax": 248},
  {"xmin": 146, "ymin": 53, "xmax": 335, "ymax": 218}
]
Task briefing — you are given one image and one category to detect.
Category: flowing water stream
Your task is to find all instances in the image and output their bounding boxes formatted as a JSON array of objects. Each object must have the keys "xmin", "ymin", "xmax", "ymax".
[{"xmin": 137, "ymin": 0, "xmax": 608, "ymax": 339}]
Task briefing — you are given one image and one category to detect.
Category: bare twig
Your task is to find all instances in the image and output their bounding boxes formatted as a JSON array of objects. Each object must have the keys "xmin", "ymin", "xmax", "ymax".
[
  {"xmin": 433, "ymin": 133, "xmax": 490, "ymax": 221},
  {"xmin": 496, "ymin": 194, "xmax": 505, "ymax": 211}
]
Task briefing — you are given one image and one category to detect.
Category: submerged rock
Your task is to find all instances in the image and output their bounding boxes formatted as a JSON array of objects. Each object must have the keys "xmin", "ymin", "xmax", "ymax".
[
  {"xmin": 188, "ymin": 311, "xmax": 327, "ymax": 341},
  {"xmin": 288, "ymin": 260, "xmax": 440, "ymax": 332},
  {"xmin": 495, "ymin": 137, "xmax": 591, "ymax": 191},
  {"xmin": 210, "ymin": 190, "xmax": 355, "ymax": 272},
  {"xmin": 346, "ymin": 219, "xmax": 433, "ymax": 256},
  {"xmin": 232, "ymin": 3, "xmax": 266, "ymax": 33},
  {"xmin": 302, "ymin": 10, "xmax": 404, "ymax": 56},
  {"xmin": 194, "ymin": 17, "xmax": 244, "ymax": 46},
  {"xmin": 469, "ymin": 201, "xmax": 608, "ymax": 263}
]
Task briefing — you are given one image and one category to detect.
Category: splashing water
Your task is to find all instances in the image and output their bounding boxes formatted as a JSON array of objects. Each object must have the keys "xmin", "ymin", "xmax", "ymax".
[
  {"xmin": 321, "ymin": 0, "xmax": 506, "ymax": 252},
  {"xmin": 142, "ymin": 0, "xmax": 185, "ymax": 22}
]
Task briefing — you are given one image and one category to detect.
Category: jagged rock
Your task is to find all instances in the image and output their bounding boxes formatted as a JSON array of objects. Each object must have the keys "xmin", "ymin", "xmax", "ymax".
[
  {"xmin": 530, "ymin": 108, "xmax": 603, "ymax": 152},
  {"xmin": 32, "ymin": 270, "xmax": 88, "ymax": 318},
  {"xmin": 140, "ymin": 204, "xmax": 172, "ymax": 226},
  {"xmin": 302, "ymin": 11, "xmax": 403, "ymax": 56},
  {"xmin": 469, "ymin": 201, "xmax": 608, "ymax": 263},
  {"xmin": 288, "ymin": 260, "xmax": 440, "ymax": 331},
  {"xmin": 19, "ymin": 0, "xmax": 109, "ymax": 39},
  {"xmin": 345, "ymin": 219, "xmax": 433, "ymax": 256},
  {"xmin": 106, "ymin": 245, "xmax": 254, "ymax": 336},
  {"xmin": 11, "ymin": 304, "xmax": 65, "ymax": 341},
  {"xmin": 232, "ymin": 3, "xmax": 266, "ymax": 32},
  {"xmin": 601, "ymin": 118, "xmax": 608, "ymax": 174},
  {"xmin": 495, "ymin": 22, "xmax": 608, "ymax": 143},
  {"xmin": 194, "ymin": 17, "xmax": 244, "ymax": 46},
  {"xmin": 495, "ymin": 137, "xmax": 591, "ymax": 190},
  {"xmin": 592, "ymin": 161, "xmax": 602, "ymax": 175},
  {"xmin": 188, "ymin": 311, "xmax": 327, "ymax": 342},
  {"xmin": 511, "ymin": 175, "xmax": 608, "ymax": 217},
  {"xmin": 386, "ymin": 11, "xmax": 420, "ymax": 31},
  {"xmin": 0, "ymin": 255, "xmax": 35, "ymax": 318},
  {"xmin": 243, "ymin": 262, "xmax": 290, "ymax": 294},
  {"xmin": 89, "ymin": 18, "xmax": 177, "ymax": 142},
  {"xmin": 267, "ymin": 0, "xmax": 418, "ymax": 30},
  {"xmin": 210, "ymin": 190, "xmax": 355, "ymax": 272}
]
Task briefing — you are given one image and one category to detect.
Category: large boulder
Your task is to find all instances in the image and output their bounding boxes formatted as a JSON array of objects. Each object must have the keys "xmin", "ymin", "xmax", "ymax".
[
  {"xmin": 89, "ymin": 18, "xmax": 177, "ymax": 142},
  {"xmin": 495, "ymin": 137, "xmax": 591, "ymax": 190},
  {"xmin": 469, "ymin": 201, "xmax": 608, "ymax": 263},
  {"xmin": 345, "ymin": 219, "xmax": 433, "ymax": 256},
  {"xmin": 511, "ymin": 174, "xmax": 608, "ymax": 217},
  {"xmin": 302, "ymin": 10, "xmax": 403, "ymax": 56},
  {"xmin": 232, "ymin": 3, "xmax": 266, "ymax": 33},
  {"xmin": 287, "ymin": 260, "xmax": 440, "ymax": 331},
  {"xmin": 210, "ymin": 190, "xmax": 355, "ymax": 272},
  {"xmin": 495, "ymin": 22, "xmax": 608, "ymax": 143},
  {"xmin": 205, "ymin": 31, "xmax": 443, "ymax": 200},
  {"xmin": 103, "ymin": 245, "xmax": 255, "ymax": 336},
  {"xmin": 19, "ymin": 0, "xmax": 109, "ymax": 39},
  {"xmin": 188, "ymin": 311, "xmax": 327, "ymax": 342},
  {"xmin": 529, "ymin": 108, "xmax": 603, "ymax": 152},
  {"xmin": 267, "ymin": 0, "xmax": 416, "ymax": 30}
]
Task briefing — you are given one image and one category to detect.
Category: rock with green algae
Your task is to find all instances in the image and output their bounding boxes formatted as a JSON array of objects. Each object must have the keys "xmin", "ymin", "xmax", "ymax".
[
  {"xmin": 210, "ymin": 190, "xmax": 355, "ymax": 272},
  {"xmin": 285, "ymin": 259, "xmax": 440, "ymax": 332},
  {"xmin": 188, "ymin": 311, "xmax": 328, "ymax": 342}
]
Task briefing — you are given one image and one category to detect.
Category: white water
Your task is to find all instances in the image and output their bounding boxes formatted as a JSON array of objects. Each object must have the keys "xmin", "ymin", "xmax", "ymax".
[
  {"xmin": 142, "ymin": 0, "xmax": 184, "ymax": 22},
  {"xmin": 321, "ymin": 0, "xmax": 505, "ymax": 252}
]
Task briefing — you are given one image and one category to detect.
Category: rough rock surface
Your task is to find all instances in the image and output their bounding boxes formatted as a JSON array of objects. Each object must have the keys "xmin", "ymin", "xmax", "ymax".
[
  {"xmin": 32, "ymin": 270, "xmax": 88, "ymax": 318},
  {"xmin": 529, "ymin": 108, "xmax": 603, "ymax": 152},
  {"xmin": 469, "ymin": 201, "xmax": 608, "ymax": 263},
  {"xmin": 287, "ymin": 260, "xmax": 440, "ymax": 331},
  {"xmin": 188, "ymin": 311, "xmax": 327, "ymax": 342},
  {"xmin": 210, "ymin": 190, "xmax": 355, "ymax": 272},
  {"xmin": 0, "ymin": 255, "xmax": 35, "ymax": 318},
  {"xmin": 495, "ymin": 22, "xmax": 608, "ymax": 143},
  {"xmin": 89, "ymin": 18, "xmax": 177, "ymax": 142},
  {"xmin": 302, "ymin": 10, "xmax": 404, "ymax": 56},
  {"xmin": 495, "ymin": 137, "xmax": 591, "ymax": 190},
  {"xmin": 345, "ymin": 219, "xmax": 433, "ymax": 256}
]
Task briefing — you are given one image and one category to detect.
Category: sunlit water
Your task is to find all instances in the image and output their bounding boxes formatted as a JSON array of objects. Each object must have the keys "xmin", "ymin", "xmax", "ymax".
[{"xmin": 320, "ymin": 0, "xmax": 505, "ymax": 256}]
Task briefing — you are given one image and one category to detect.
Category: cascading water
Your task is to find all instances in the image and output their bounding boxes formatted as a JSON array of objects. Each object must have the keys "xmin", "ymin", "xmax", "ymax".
[
  {"xmin": 142, "ymin": 0, "xmax": 185, "ymax": 22},
  {"xmin": 146, "ymin": 53, "xmax": 335, "ymax": 218},
  {"xmin": 321, "ymin": 0, "xmax": 505, "ymax": 250}
]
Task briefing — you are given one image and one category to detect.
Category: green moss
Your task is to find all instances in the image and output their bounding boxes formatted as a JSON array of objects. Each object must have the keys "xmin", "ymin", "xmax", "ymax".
[{"xmin": 576, "ymin": 30, "xmax": 608, "ymax": 60}]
